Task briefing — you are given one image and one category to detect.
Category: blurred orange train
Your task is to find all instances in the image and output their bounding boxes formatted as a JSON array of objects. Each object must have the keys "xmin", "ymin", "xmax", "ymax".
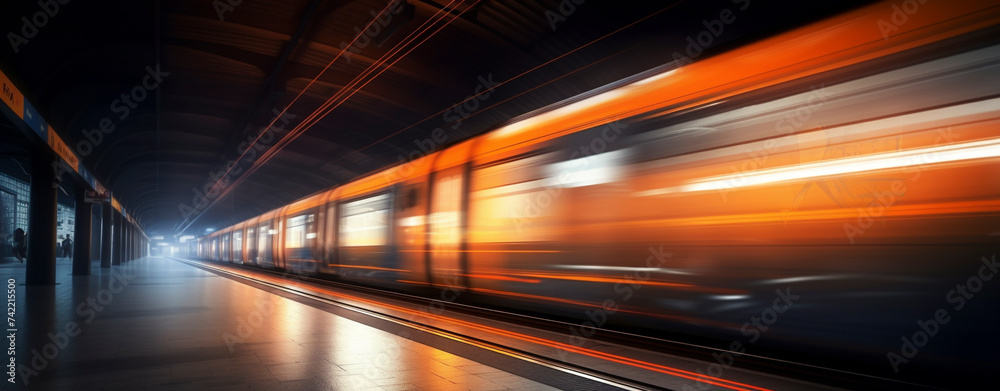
[{"xmin": 189, "ymin": 0, "xmax": 1000, "ymax": 385}]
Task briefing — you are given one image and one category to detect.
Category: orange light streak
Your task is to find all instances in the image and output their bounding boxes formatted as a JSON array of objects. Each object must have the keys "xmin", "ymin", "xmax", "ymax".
[
  {"xmin": 460, "ymin": 274, "xmax": 541, "ymax": 283},
  {"xmin": 396, "ymin": 279, "xmax": 433, "ymax": 286},
  {"xmin": 399, "ymin": 249, "xmax": 562, "ymax": 253},
  {"xmin": 325, "ymin": 264, "xmax": 409, "ymax": 273},
  {"xmin": 507, "ymin": 272, "xmax": 693, "ymax": 288},
  {"xmin": 467, "ymin": 287, "xmax": 702, "ymax": 322}
]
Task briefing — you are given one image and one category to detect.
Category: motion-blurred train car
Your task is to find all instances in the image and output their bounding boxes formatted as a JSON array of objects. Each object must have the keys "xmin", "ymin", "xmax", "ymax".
[{"xmin": 185, "ymin": 0, "xmax": 1000, "ymax": 386}]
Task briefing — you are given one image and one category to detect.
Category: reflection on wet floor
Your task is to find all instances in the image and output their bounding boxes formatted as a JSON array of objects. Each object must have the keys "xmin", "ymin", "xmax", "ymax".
[{"xmin": 0, "ymin": 257, "xmax": 558, "ymax": 390}]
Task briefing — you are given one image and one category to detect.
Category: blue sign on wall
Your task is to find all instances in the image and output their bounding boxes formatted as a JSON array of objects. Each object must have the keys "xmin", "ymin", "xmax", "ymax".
[{"xmin": 22, "ymin": 100, "xmax": 46, "ymax": 139}]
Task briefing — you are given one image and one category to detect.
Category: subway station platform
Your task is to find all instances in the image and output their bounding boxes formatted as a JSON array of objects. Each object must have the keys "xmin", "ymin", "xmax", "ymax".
[
  {"xmin": 0, "ymin": 257, "xmax": 562, "ymax": 391},
  {"xmin": 3, "ymin": 1, "xmax": 1000, "ymax": 390},
  {"xmin": 0, "ymin": 255, "xmax": 887, "ymax": 391}
]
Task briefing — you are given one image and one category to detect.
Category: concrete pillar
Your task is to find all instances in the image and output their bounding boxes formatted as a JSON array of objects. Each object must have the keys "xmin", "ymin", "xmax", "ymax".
[
  {"xmin": 112, "ymin": 212, "xmax": 122, "ymax": 266},
  {"xmin": 124, "ymin": 223, "xmax": 130, "ymax": 262},
  {"xmin": 131, "ymin": 226, "xmax": 137, "ymax": 260},
  {"xmin": 91, "ymin": 206, "xmax": 101, "ymax": 260},
  {"xmin": 128, "ymin": 224, "xmax": 134, "ymax": 261},
  {"xmin": 100, "ymin": 204, "xmax": 112, "ymax": 268},
  {"xmin": 26, "ymin": 153, "xmax": 57, "ymax": 285},
  {"xmin": 72, "ymin": 189, "xmax": 91, "ymax": 275}
]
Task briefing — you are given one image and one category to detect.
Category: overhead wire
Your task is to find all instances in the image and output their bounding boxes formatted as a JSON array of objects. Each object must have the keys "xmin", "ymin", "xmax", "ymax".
[
  {"xmin": 328, "ymin": 1, "xmax": 685, "ymax": 168},
  {"xmin": 253, "ymin": 0, "xmax": 474, "ymax": 166},
  {"xmin": 177, "ymin": 1, "xmax": 684, "ymax": 235},
  {"xmin": 176, "ymin": 0, "xmax": 472, "ymax": 235},
  {"xmin": 173, "ymin": 0, "xmax": 400, "ymax": 235}
]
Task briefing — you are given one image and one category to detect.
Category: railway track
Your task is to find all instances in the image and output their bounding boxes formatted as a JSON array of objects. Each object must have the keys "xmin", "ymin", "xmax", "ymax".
[{"xmin": 172, "ymin": 257, "xmax": 942, "ymax": 391}]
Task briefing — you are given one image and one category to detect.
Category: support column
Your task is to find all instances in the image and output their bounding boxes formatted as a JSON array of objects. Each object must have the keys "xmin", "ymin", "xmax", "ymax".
[
  {"xmin": 124, "ymin": 223, "xmax": 130, "ymax": 262},
  {"xmin": 72, "ymin": 190, "xmax": 91, "ymax": 275},
  {"xmin": 131, "ymin": 226, "xmax": 137, "ymax": 260},
  {"xmin": 134, "ymin": 228, "xmax": 139, "ymax": 260},
  {"xmin": 128, "ymin": 224, "xmax": 134, "ymax": 261},
  {"xmin": 100, "ymin": 204, "xmax": 112, "ymax": 268},
  {"xmin": 112, "ymin": 212, "xmax": 122, "ymax": 266},
  {"xmin": 26, "ymin": 154, "xmax": 57, "ymax": 285},
  {"xmin": 91, "ymin": 207, "xmax": 101, "ymax": 260}
]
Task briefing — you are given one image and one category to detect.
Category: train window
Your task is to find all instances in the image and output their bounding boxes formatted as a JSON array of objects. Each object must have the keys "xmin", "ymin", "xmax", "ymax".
[
  {"xmin": 430, "ymin": 174, "xmax": 462, "ymax": 245},
  {"xmin": 428, "ymin": 171, "xmax": 464, "ymax": 284},
  {"xmin": 325, "ymin": 203, "xmax": 336, "ymax": 261},
  {"xmin": 221, "ymin": 234, "xmax": 230, "ymax": 261},
  {"xmin": 259, "ymin": 222, "xmax": 272, "ymax": 262},
  {"xmin": 246, "ymin": 227, "xmax": 257, "ymax": 263},
  {"xmin": 469, "ymin": 153, "xmax": 561, "ymax": 242},
  {"xmin": 340, "ymin": 194, "xmax": 390, "ymax": 247},
  {"xmin": 544, "ymin": 149, "xmax": 628, "ymax": 188},
  {"xmin": 286, "ymin": 213, "xmax": 315, "ymax": 248},
  {"xmin": 233, "ymin": 230, "xmax": 242, "ymax": 262},
  {"xmin": 473, "ymin": 153, "xmax": 552, "ymax": 190}
]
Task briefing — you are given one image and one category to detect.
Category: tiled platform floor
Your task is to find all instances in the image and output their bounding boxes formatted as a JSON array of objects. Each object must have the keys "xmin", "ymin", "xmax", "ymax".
[{"xmin": 0, "ymin": 256, "xmax": 560, "ymax": 390}]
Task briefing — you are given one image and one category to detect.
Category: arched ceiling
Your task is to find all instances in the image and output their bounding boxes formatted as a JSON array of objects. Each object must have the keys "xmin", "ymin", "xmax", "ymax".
[{"xmin": 0, "ymin": 0, "xmax": 874, "ymax": 238}]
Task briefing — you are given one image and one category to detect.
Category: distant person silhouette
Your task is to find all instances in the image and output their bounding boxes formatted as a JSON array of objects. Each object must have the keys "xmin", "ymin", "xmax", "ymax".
[
  {"xmin": 63, "ymin": 235, "xmax": 73, "ymax": 259},
  {"xmin": 12, "ymin": 228, "xmax": 26, "ymax": 263}
]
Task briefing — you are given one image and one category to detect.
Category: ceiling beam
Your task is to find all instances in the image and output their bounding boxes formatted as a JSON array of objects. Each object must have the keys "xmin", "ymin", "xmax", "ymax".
[{"xmin": 219, "ymin": 0, "xmax": 327, "ymax": 158}]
